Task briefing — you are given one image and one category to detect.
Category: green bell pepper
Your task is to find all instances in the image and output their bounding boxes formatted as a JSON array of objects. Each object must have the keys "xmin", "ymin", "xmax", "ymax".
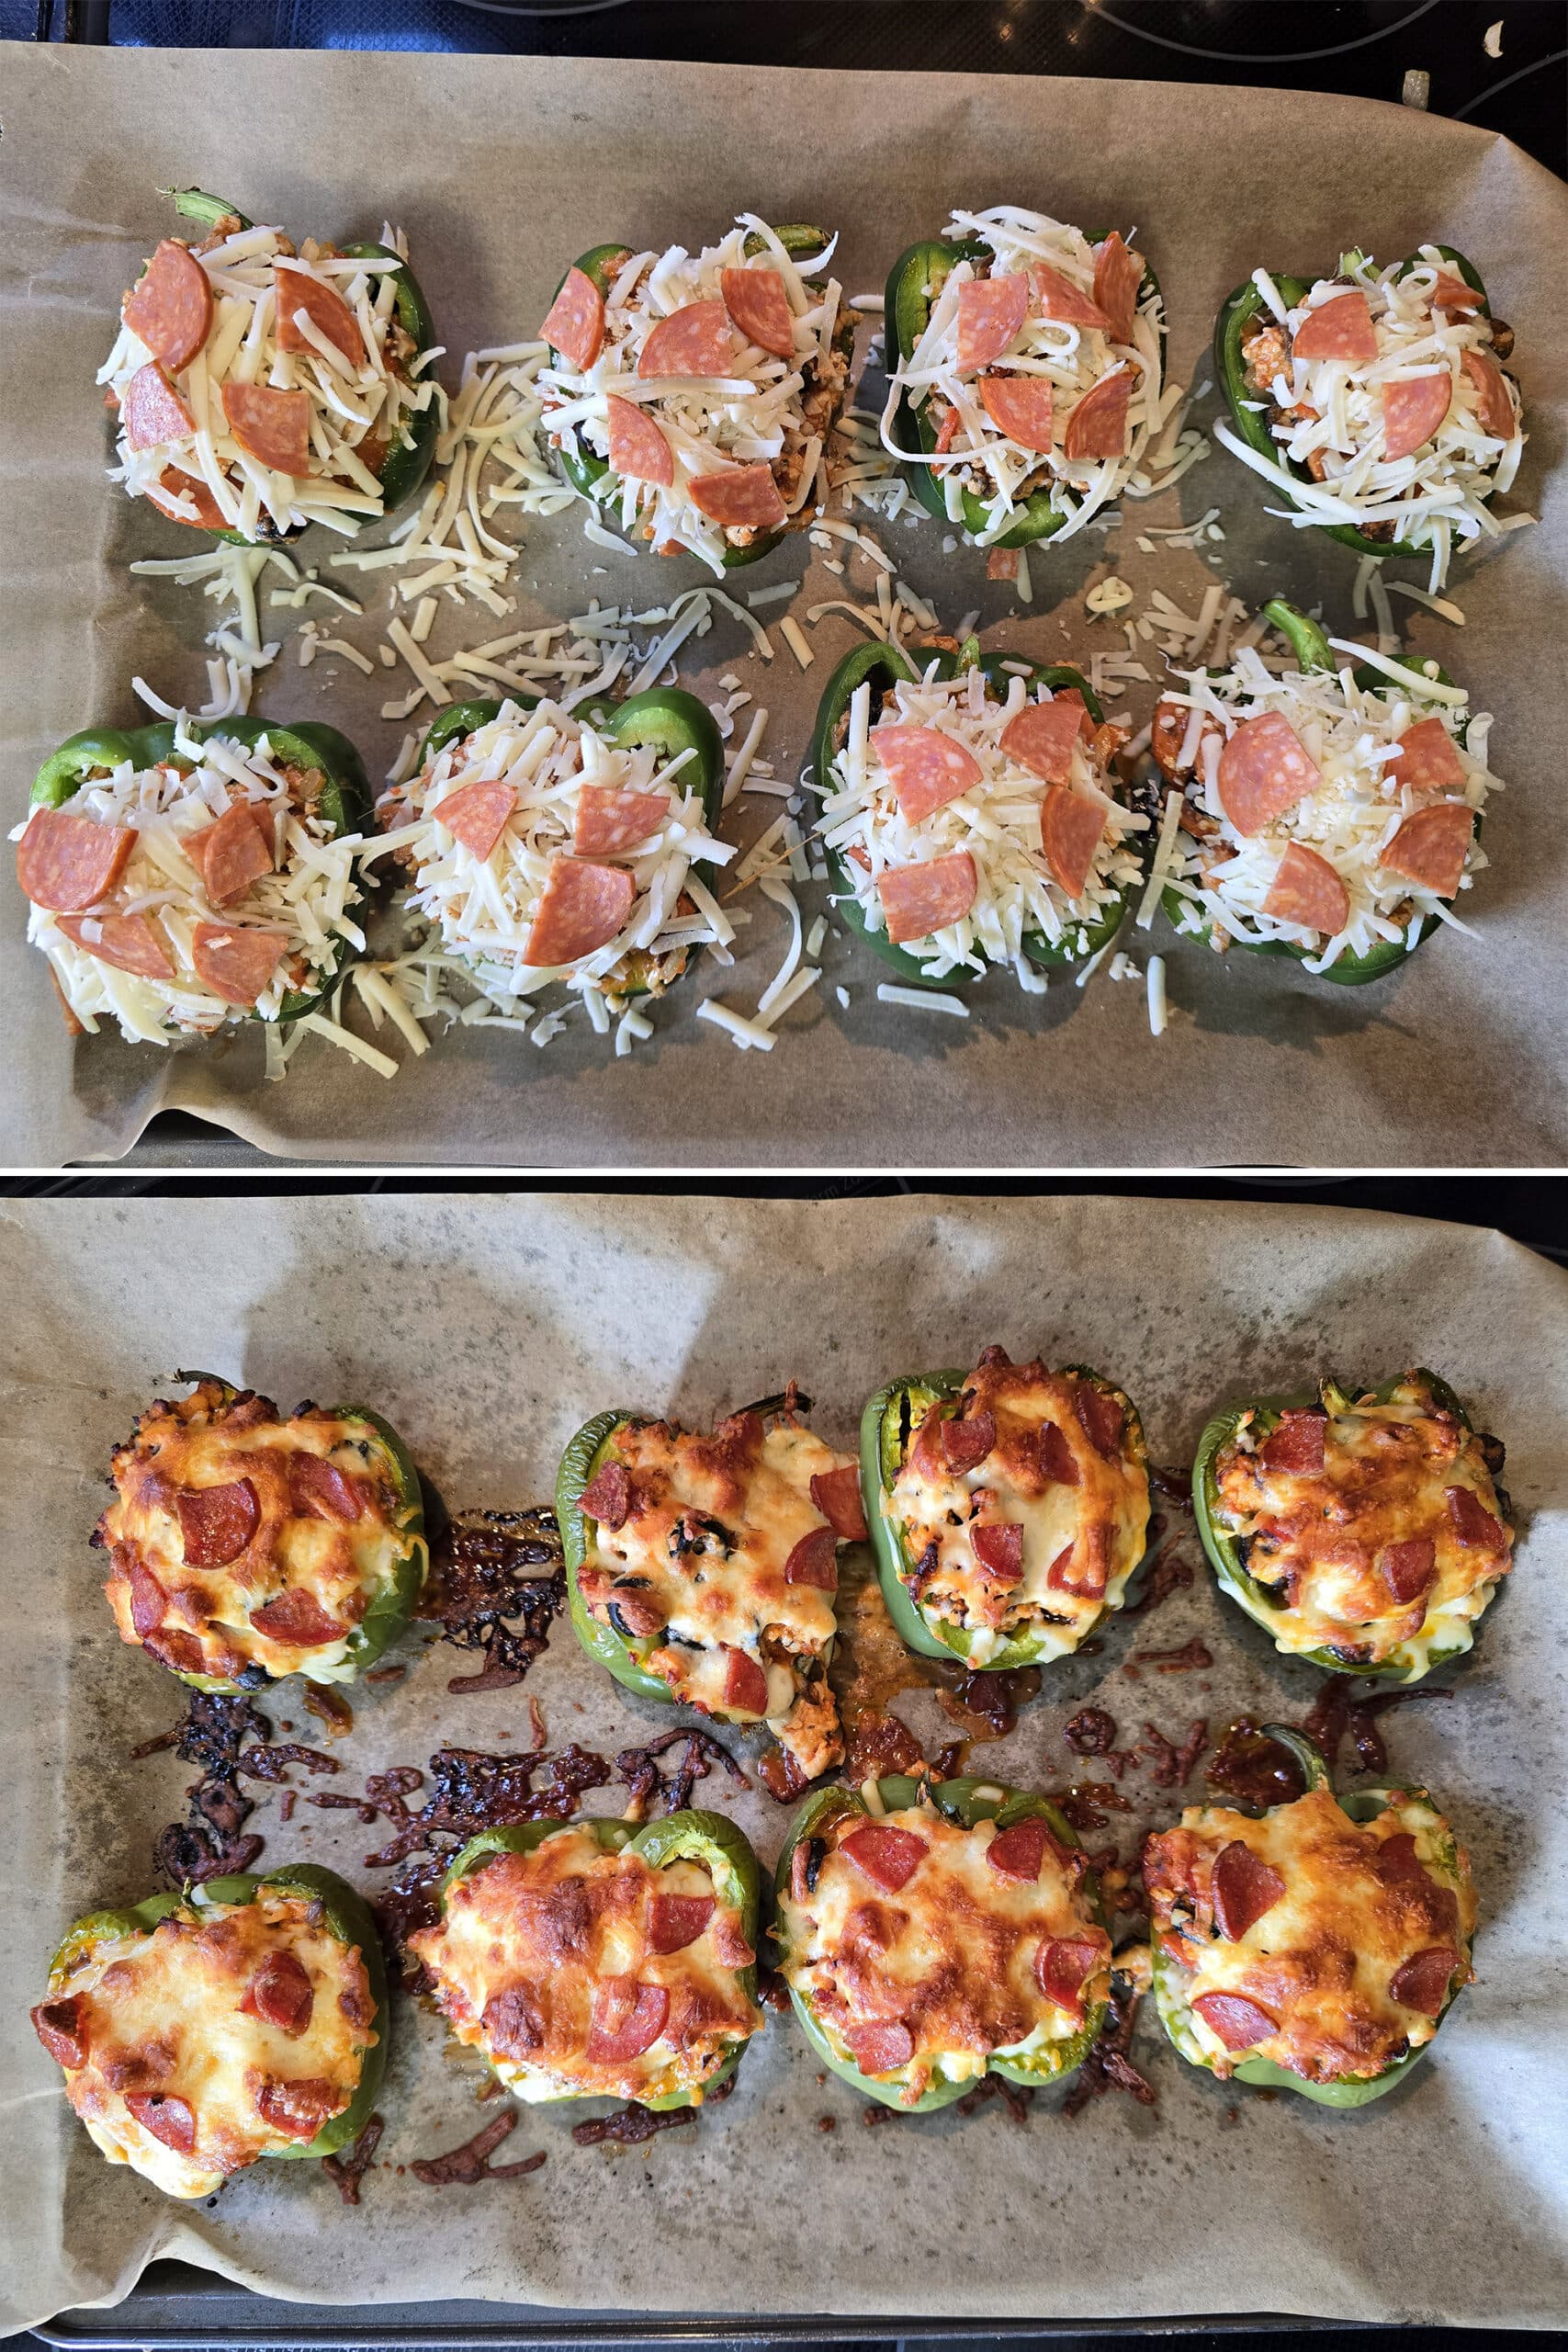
[
  {"xmin": 1157, "ymin": 596, "xmax": 1475, "ymax": 986},
  {"xmin": 545, "ymin": 225, "xmax": 853, "ymax": 568},
  {"xmin": 434, "ymin": 1810, "xmax": 761, "ymax": 2109},
  {"xmin": 1191, "ymin": 1366, "xmax": 1507, "ymax": 1684},
  {"xmin": 1149, "ymin": 1724, "xmax": 1473, "ymax": 2107},
  {"xmin": 773, "ymin": 1773, "xmax": 1109, "ymax": 2109},
  {"xmin": 809, "ymin": 636, "xmax": 1145, "ymax": 987},
  {"xmin": 861, "ymin": 1363, "xmax": 1150, "ymax": 1669},
  {"xmin": 44, "ymin": 1861, "xmax": 389, "ymax": 2165},
  {"xmin": 884, "ymin": 232, "xmax": 1165, "ymax": 550}
]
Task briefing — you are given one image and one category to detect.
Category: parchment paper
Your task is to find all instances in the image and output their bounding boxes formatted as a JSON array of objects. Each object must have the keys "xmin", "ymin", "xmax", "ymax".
[
  {"xmin": 1, "ymin": 1191, "xmax": 1564, "ymax": 2334},
  {"xmin": 2, "ymin": 50, "xmax": 1566, "ymax": 1170}
]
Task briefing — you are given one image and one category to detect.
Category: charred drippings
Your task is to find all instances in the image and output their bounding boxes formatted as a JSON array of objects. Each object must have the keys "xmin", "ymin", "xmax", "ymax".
[
  {"xmin": 933, "ymin": 1659, "xmax": 1041, "ymax": 1739},
  {"xmin": 411, "ymin": 2108, "xmax": 546, "ymax": 2186},
  {"xmin": 141, "ymin": 1690, "xmax": 274, "ymax": 1884},
  {"xmin": 953, "ymin": 2071, "xmax": 1034, "ymax": 2124},
  {"xmin": 1063, "ymin": 1706, "xmax": 1120, "ymax": 1757},
  {"xmin": 1303, "ymin": 1673, "xmax": 1452, "ymax": 1779},
  {"xmin": 1206, "ymin": 1718, "xmax": 1305, "ymax": 1810},
  {"xmin": 1132, "ymin": 1636, "xmax": 1213, "ymax": 1675},
  {"xmin": 1123, "ymin": 1544, "xmax": 1196, "ymax": 1618},
  {"xmin": 1063, "ymin": 1971, "xmax": 1156, "ymax": 2116},
  {"xmin": 615, "ymin": 1725, "xmax": 750, "ymax": 1817},
  {"xmin": 1138, "ymin": 1718, "xmax": 1209, "ymax": 1788},
  {"xmin": 322, "ymin": 2114, "xmax": 385, "ymax": 2207},
  {"xmin": 842, "ymin": 1708, "xmax": 924, "ymax": 1784},
  {"xmin": 421, "ymin": 1507, "xmax": 566, "ymax": 1695}
]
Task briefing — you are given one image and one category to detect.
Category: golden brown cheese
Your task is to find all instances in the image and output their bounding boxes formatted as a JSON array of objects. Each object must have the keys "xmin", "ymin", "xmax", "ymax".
[
  {"xmin": 37, "ymin": 1893, "xmax": 375, "ymax": 2199},
  {"xmin": 1212, "ymin": 1374, "xmax": 1511, "ymax": 1667},
  {"xmin": 408, "ymin": 1825, "xmax": 761, "ymax": 2104},
  {"xmin": 578, "ymin": 1409, "xmax": 853, "ymax": 1777},
  {"xmin": 98, "ymin": 1380, "xmax": 413, "ymax": 1682},
  {"xmin": 777, "ymin": 1804, "xmax": 1111, "ymax": 2105},
  {"xmin": 887, "ymin": 1352, "xmax": 1149, "ymax": 1664},
  {"xmin": 1145, "ymin": 1784, "xmax": 1477, "ymax": 2085}
]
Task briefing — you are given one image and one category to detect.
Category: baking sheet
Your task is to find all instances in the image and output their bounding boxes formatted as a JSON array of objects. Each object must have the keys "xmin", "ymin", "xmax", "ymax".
[
  {"xmin": 2, "ymin": 1190, "xmax": 1565, "ymax": 2333},
  {"xmin": 2, "ymin": 49, "xmax": 1567, "ymax": 1170}
]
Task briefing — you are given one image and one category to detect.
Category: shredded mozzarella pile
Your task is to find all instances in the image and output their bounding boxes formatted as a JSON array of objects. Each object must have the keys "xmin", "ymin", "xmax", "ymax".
[
  {"xmin": 882, "ymin": 207, "xmax": 1165, "ymax": 546},
  {"xmin": 1162, "ymin": 650, "xmax": 1499, "ymax": 971},
  {"xmin": 100, "ymin": 221, "xmax": 432, "ymax": 541},
  {"xmin": 540, "ymin": 216, "xmax": 845, "ymax": 574},
  {"xmin": 1217, "ymin": 247, "xmax": 1526, "ymax": 589},
  {"xmin": 815, "ymin": 663, "xmax": 1148, "ymax": 983}
]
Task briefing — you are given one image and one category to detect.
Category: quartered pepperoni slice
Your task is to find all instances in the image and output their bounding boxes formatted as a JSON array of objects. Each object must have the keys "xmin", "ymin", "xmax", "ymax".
[
  {"xmin": 1389, "ymin": 1946, "xmax": 1458, "ymax": 2018},
  {"xmin": 123, "ymin": 241, "xmax": 213, "ymax": 374},
  {"xmin": 146, "ymin": 468, "xmax": 228, "ymax": 530},
  {"xmin": 275, "ymin": 263, "xmax": 366, "ymax": 367},
  {"xmin": 434, "ymin": 777, "xmax": 516, "ymax": 862},
  {"xmin": 176, "ymin": 1477, "xmax": 259, "ymax": 1567},
  {"xmin": 1260, "ymin": 1408, "xmax": 1325, "ymax": 1476},
  {"xmin": 587, "ymin": 1977, "xmax": 670, "ymax": 2064},
  {"xmin": 942, "ymin": 1408, "xmax": 996, "ymax": 1474},
  {"xmin": 1035, "ymin": 1936, "xmax": 1104, "ymax": 2013},
  {"xmin": 604, "ymin": 394, "xmax": 674, "ymax": 488},
  {"xmin": 523, "ymin": 856, "xmax": 636, "ymax": 967},
  {"xmin": 254, "ymin": 2077, "xmax": 340, "ymax": 2140},
  {"xmin": 1380, "ymin": 803, "xmax": 1473, "ymax": 899},
  {"xmin": 1029, "ymin": 262, "xmax": 1111, "ymax": 334},
  {"xmin": 647, "ymin": 1894, "xmax": 715, "ymax": 1955},
  {"xmin": 1040, "ymin": 787, "xmax": 1107, "ymax": 901},
  {"xmin": 955, "ymin": 271, "xmax": 1029, "ymax": 370},
  {"xmin": 1446, "ymin": 1485, "xmax": 1505, "ymax": 1549},
  {"xmin": 1292, "ymin": 289, "xmax": 1378, "ymax": 367},
  {"xmin": 987, "ymin": 1817, "xmax": 1055, "ymax": 1883},
  {"xmin": 125, "ymin": 2092, "xmax": 196, "ymax": 2154},
  {"xmin": 188, "ymin": 801, "xmax": 275, "ymax": 908},
  {"xmin": 840, "ymin": 1824, "xmax": 927, "ymax": 1893},
  {"xmin": 581, "ymin": 1459, "xmax": 631, "ymax": 1530},
  {"xmin": 128, "ymin": 1556, "xmax": 169, "ymax": 1637},
  {"xmin": 1211, "ymin": 1841, "xmax": 1286, "ymax": 1940},
  {"xmin": 1217, "ymin": 711, "xmax": 1322, "ymax": 836},
  {"xmin": 719, "ymin": 266, "xmax": 796, "ymax": 359},
  {"xmin": 1074, "ymin": 1381, "xmax": 1124, "ymax": 1459},
  {"xmin": 637, "ymin": 299, "xmax": 733, "ymax": 379},
  {"xmin": 687, "ymin": 462, "xmax": 787, "ymax": 531},
  {"xmin": 810, "ymin": 1466, "xmax": 868, "ymax": 1542},
  {"xmin": 872, "ymin": 725, "xmax": 982, "ymax": 823},
  {"xmin": 1061, "ymin": 368, "xmax": 1132, "ymax": 460},
  {"xmin": 978, "ymin": 374, "xmax": 1054, "ymax": 452},
  {"xmin": 220, "ymin": 381, "xmax": 310, "ymax": 477},
  {"xmin": 56, "ymin": 911, "xmax": 172, "ymax": 981},
  {"xmin": 122, "ymin": 361, "xmax": 197, "ymax": 452},
  {"xmin": 31, "ymin": 1996, "xmax": 87, "ymax": 2070},
  {"xmin": 1380, "ymin": 1536, "xmax": 1437, "ymax": 1604},
  {"xmin": 972, "ymin": 1521, "xmax": 1023, "ymax": 1585},
  {"xmin": 1388, "ymin": 716, "xmax": 1466, "ymax": 795},
  {"xmin": 1461, "ymin": 348, "xmax": 1517, "ymax": 440},
  {"xmin": 143, "ymin": 1627, "xmax": 207, "ymax": 1675},
  {"xmin": 1000, "ymin": 696, "xmax": 1085, "ymax": 786},
  {"xmin": 1092, "ymin": 232, "xmax": 1144, "ymax": 345},
  {"xmin": 1192, "ymin": 1990, "xmax": 1277, "ymax": 2051},
  {"xmin": 541, "ymin": 266, "xmax": 605, "ymax": 372},
  {"xmin": 877, "ymin": 851, "xmax": 977, "ymax": 945},
  {"xmin": 249, "ymin": 1589, "xmax": 350, "ymax": 1647},
  {"xmin": 1038, "ymin": 1419, "xmax": 1080, "ymax": 1487},
  {"xmin": 190, "ymin": 921, "xmax": 289, "ymax": 1006},
  {"xmin": 842, "ymin": 2018, "xmax": 914, "ymax": 2075},
  {"xmin": 721, "ymin": 1647, "xmax": 771, "ymax": 1716},
  {"xmin": 240, "ymin": 1950, "xmax": 314, "ymax": 2035},
  {"xmin": 1429, "ymin": 270, "xmax": 1482, "ymax": 314},
  {"xmin": 1382, "ymin": 371, "xmax": 1451, "ymax": 460},
  {"xmin": 17, "ymin": 808, "xmax": 136, "ymax": 914},
  {"xmin": 573, "ymin": 785, "xmax": 669, "ymax": 857},
  {"xmin": 784, "ymin": 1527, "xmax": 839, "ymax": 1589},
  {"xmin": 1262, "ymin": 841, "xmax": 1349, "ymax": 937},
  {"xmin": 288, "ymin": 1452, "xmax": 367, "ymax": 1523},
  {"xmin": 1047, "ymin": 1524, "xmax": 1111, "ymax": 1601}
]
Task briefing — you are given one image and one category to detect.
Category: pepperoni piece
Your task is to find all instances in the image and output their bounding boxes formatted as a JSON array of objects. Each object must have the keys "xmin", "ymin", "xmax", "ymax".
[
  {"xmin": 1035, "ymin": 1936, "xmax": 1104, "ymax": 2014},
  {"xmin": 1047, "ymin": 1524, "xmax": 1111, "ymax": 1601},
  {"xmin": 1429, "ymin": 270, "xmax": 1482, "ymax": 314},
  {"xmin": 435, "ymin": 778, "xmax": 516, "ymax": 862},
  {"xmin": 955, "ymin": 272, "xmax": 1029, "ymax": 370},
  {"xmin": 1040, "ymin": 787, "xmax": 1108, "ymax": 900},
  {"xmin": 1000, "ymin": 697, "xmax": 1085, "ymax": 786},
  {"xmin": 942, "ymin": 1408, "xmax": 996, "ymax": 1474},
  {"xmin": 606, "ymin": 1585, "xmax": 665, "ymax": 1637},
  {"xmin": 604, "ymin": 394, "xmax": 674, "ymax": 488},
  {"xmin": 1075, "ymin": 1382, "xmax": 1124, "ymax": 1459},
  {"xmin": 987, "ymin": 1817, "xmax": 1054, "ymax": 1883},
  {"xmin": 123, "ymin": 242, "xmax": 213, "ymax": 374},
  {"xmin": 1192, "ymin": 1991, "xmax": 1277, "ymax": 2052},
  {"xmin": 721, "ymin": 1647, "xmax": 771, "ymax": 1716},
  {"xmin": 1038, "ymin": 1420, "xmax": 1080, "ymax": 1487},
  {"xmin": 877, "ymin": 851, "xmax": 977, "ymax": 945},
  {"xmin": 1211, "ymin": 1841, "xmax": 1286, "ymax": 1940},
  {"xmin": 1028, "ymin": 262, "xmax": 1111, "ymax": 334},
  {"xmin": 587, "ymin": 1977, "xmax": 670, "ymax": 2064},
  {"xmin": 254, "ymin": 2077, "xmax": 340, "ymax": 2141},
  {"xmin": 32, "ymin": 1997, "xmax": 87, "ymax": 2069},
  {"xmin": 573, "ymin": 785, "xmax": 669, "ymax": 857},
  {"xmin": 1388, "ymin": 716, "xmax": 1466, "ymax": 796},
  {"xmin": 1461, "ymin": 348, "xmax": 1517, "ymax": 440},
  {"xmin": 1389, "ymin": 1946, "xmax": 1458, "ymax": 2018},
  {"xmin": 840, "ymin": 1825, "xmax": 927, "ymax": 1894},
  {"xmin": 810, "ymin": 1466, "xmax": 868, "ymax": 1542},
  {"xmin": 122, "ymin": 361, "xmax": 197, "ymax": 452},
  {"xmin": 637, "ymin": 300, "xmax": 733, "ymax": 379},
  {"xmin": 220, "ymin": 382, "xmax": 310, "ymax": 477},
  {"xmin": 1382, "ymin": 371, "xmax": 1451, "ymax": 461},
  {"xmin": 128, "ymin": 1556, "xmax": 168, "ymax": 1638},
  {"xmin": 1262, "ymin": 842, "xmax": 1349, "ymax": 938},
  {"xmin": 17, "ymin": 808, "xmax": 137, "ymax": 914},
  {"xmin": 275, "ymin": 263, "xmax": 366, "ymax": 368},
  {"xmin": 541, "ymin": 266, "xmax": 605, "ymax": 372},
  {"xmin": 933, "ymin": 406, "xmax": 960, "ymax": 456},
  {"xmin": 581, "ymin": 1460, "xmax": 630, "ymax": 1531},
  {"xmin": 1381, "ymin": 1536, "xmax": 1437, "ymax": 1604},
  {"xmin": 1217, "ymin": 711, "xmax": 1322, "ymax": 836},
  {"xmin": 1380, "ymin": 804, "xmax": 1473, "ymax": 899},
  {"xmin": 176, "ymin": 1477, "xmax": 258, "ymax": 1567},
  {"xmin": 872, "ymin": 725, "xmax": 983, "ymax": 823},
  {"xmin": 687, "ymin": 463, "xmax": 787, "ymax": 531},
  {"xmin": 190, "ymin": 921, "xmax": 289, "ymax": 1006},
  {"xmin": 841, "ymin": 2018, "xmax": 914, "ymax": 2075},
  {"xmin": 784, "ymin": 1527, "xmax": 839, "ymax": 1590},
  {"xmin": 1092, "ymin": 232, "xmax": 1143, "ymax": 345},
  {"xmin": 523, "ymin": 856, "xmax": 636, "ymax": 967},
  {"xmin": 978, "ymin": 374, "xmax": 1054, "ymax": 452},
  {"xmin": 56, "ymin": 911, "xmax": 174, "ymax": 981},
  {"xmin": 288, "ymin": 1452, "xmax": 366, "ymax": 1523},
  {"xmin": 1061, "ymin": 368, "xmax": 1132, "ymax": 461},
  {"xmin": 240, "ymin": 1950, "xmax": 315, "ymax": 2035},
  {"xmin": 1446, "ymin": 1485, "xmax": 1505, "ymax": 1549},
  {"xmin": 1371, "ymin": 1832, "xmax": 1429, "ymax": 1885},
  {"xmin": 125, "ymin": 2092, "xmax": 196, "ymax": 2154},
  {"xmin": 719, "ymin": 266, "xmax": 796, "ymax": 359},
  {"xmin": 972, "ymin": 1522, "xmax": 1023, "ymax": 1585},
  {"xmin": 144, "ymin": 1627, "xmax": 207, "ymax": 1675},
  {"xmin": 1260, "ymin": 1408, "xmax": 1325, "ymax": 1476},
  {"xmin": 250, "ymin": 1589, "xmax": 348, "ymax": 1646},
  {"xmin": 146, "ymin": 468, "xmax": 228, "ymax": 530},
  {"xmin": 647, "ymin": 1894, "xmax": 715, "ymax": 1956},
  {"xmin": 1292, "ymin": 289, "xmax": 1378, "ymax": 368},
  {"xmin": 189, "ymin": 802, "xmax": 275, "ymax": 908}
]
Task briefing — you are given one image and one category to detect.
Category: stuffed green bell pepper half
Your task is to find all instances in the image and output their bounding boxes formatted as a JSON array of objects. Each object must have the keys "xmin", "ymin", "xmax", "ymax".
[
  {"xmin": 1145, "ymin": 1724, "xmax": 1477, "ymax": 2107},
  {"xmin": 809, "ymin": 636, "xmax": 1149, "ymax": 987},
  {"xmin": 773, "ymin": 1772, "xmax": 1111, "ymax": 2109},
  {"xmin": 537, "ymin": 217, "xmax": 853, "ymax": 574},
  {"xmin": 1149, "ymin": 598, "xmax": 1497, "ymax": 984},
  {"xmin": 31, "ymin": 1862, "xmax": 387, "ymax": 2197},
  {"xmin": 1191, "ymin": 1367, "xmax": 1512, "ymax": 1683},
  {"xmin": 96, "ymin": 1373, "xmax": 428, "ymax": 1691},
  {"xmin": 862, "ymin": 1345, "xmax": 1151, "ymax": 1670},
  {"xmin": 407, "ymin": 1810, "xmax": 763, "ymax": 2108}
]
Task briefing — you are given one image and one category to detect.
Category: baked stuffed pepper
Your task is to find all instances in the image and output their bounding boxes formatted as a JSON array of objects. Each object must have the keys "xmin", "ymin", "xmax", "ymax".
[
  {"xmin": 538, "ymin": 217, "xmax": 852, "ymax": 573},
  {"xmin": 407, "ymin": 1812, "xmax": 762, "ymax": 2109},
  {"xmin": 1192, "ymin": 1368, "xmax": 1511, "ymax": 1682},
  {"xmin": 1214, "ymin": 244, "xmax": 1522, "ymax": 589},
  {"xmin": 773, "ymin": 1773, "xmax": 1111, "ymax": 2110},
  {"xmin": 100, "ymin": 187, "xmax": 437, "ymax": 543},
  {"xmin": 557, "ymin": 1391, "xmax": 863, "ymax": 1781},
  {"xmin": 863, "ymin": 1347, "xmax": 1150, "ymax": 1670},
  {"xmin": 1145, "ymin": 1724, "xmax": 1476, "ymax": 2107},
  {"xmin": 1152, "ymin": 599, "xmax": 1498, "ymax": 984},
  {"xmin": 883, "ymin": 206, "xmax": 1165, "ymax": 550},
  {"xmin": 96, "ymin": 1374, "xmax": 427, "ymax": 1690},
  {"xmin": 31, "ymin": 1864, "xmax": 386, "ymax": 2198},
  {"xmin": 811, "ymin": 636, "xmax": 1147, "ymax": 986},
  {"xmin": 13, "ymin": 717, "xmax": 371, "ymax": 1041}
]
